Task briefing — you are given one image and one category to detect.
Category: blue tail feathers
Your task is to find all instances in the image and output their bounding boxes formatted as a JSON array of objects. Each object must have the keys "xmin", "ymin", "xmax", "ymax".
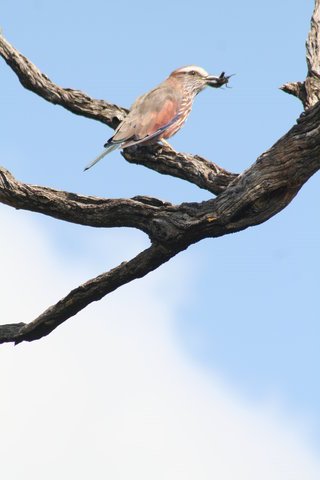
[{"xmin": 84, "ymin": 143, "xmax": 119, "ymax": 171}]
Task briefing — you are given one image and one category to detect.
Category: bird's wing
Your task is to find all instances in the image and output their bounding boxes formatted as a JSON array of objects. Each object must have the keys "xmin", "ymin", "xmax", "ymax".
[{"xmin": 110, "ymin": 86, "xmax": 181, "ymax": 147}]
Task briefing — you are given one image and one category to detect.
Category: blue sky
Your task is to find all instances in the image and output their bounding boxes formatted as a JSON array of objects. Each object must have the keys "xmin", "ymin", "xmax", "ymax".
[{"xmin": 1, "ymin": 0, "xmax": 320, "ymax": 477}]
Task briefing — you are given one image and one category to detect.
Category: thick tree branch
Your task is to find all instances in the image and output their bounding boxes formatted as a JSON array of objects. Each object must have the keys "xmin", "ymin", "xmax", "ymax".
[
  {"xmin": 0, "ymin": 167, "xmax": 174, "ymax": 241},
  {"xmin": 0, "ymin": 166, "xmax": 240, "ymax": 244}
]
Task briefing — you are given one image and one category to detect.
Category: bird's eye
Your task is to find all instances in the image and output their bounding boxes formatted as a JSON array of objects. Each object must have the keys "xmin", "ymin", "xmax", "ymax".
[{"xmin": 189, "ymin": 70, "xmax": 196, "ymax": 75}]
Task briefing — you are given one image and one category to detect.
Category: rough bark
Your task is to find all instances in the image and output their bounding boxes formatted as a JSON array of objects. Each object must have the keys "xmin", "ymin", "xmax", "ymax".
[
  {"xmin": 280, "ymin": 0, "xmax": 320, "ymax": 108},
  {"xmin": 0, "ymin": 1, "xmax": 319, "ymax": 344}
]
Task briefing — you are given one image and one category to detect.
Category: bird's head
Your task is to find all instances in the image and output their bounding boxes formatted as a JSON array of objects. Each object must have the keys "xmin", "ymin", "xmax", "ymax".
[{"xmin": 169, "ymin": 65, "xmax": 230, "ymax": 95}]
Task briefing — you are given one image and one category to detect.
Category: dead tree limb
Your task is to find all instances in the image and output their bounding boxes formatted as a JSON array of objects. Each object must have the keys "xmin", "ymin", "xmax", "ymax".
[{"xmin": 280, "ymin": 0, "xmax": 320, "ymax": 108}]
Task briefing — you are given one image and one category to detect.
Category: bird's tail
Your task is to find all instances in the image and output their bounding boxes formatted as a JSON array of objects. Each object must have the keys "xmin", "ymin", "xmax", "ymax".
[{"xmin": 84, "ymin": 143, "xmax": 119, "ymax": 171}]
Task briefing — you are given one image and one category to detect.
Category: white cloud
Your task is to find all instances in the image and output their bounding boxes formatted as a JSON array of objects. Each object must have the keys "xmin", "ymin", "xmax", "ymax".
[{"xmin": 0, "ymin": 205, "xmax": 319, "ymax": 480}]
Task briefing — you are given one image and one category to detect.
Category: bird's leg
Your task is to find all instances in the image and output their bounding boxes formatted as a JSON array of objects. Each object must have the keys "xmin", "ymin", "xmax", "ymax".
[{"xmin": 160, "ymin": 138, "xmax": 176, "ymax": 151}]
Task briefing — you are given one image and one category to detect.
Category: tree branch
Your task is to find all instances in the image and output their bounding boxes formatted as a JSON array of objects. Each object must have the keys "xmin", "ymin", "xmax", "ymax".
[
  {"xmin": 122, "ymin": 145, "xmax": 238, "ymax": 195},
  {"xmin": 0, "ymin": 167, "xmax": 174, "ymax": 241},
  {"xmin": 306, "ymin": 0, "xmax": 320, "ymax": 76},
  {"xmin": 0, "ymin": 166, "xmax": 240, "ymax": 244},
  {"xmin": 280, "ymin": 0, "xmax": 320, "ymax": 108},
  {"xmin": 0, "ymin": 33, "xmax": 127, "ymax": 129},
  {"xmin": 279, "ymin": 81, "xmax": 308, "ymax": 105},
  {"xmin": 1, "ymin": 243, "xmax": 177, "ymax": 344}
]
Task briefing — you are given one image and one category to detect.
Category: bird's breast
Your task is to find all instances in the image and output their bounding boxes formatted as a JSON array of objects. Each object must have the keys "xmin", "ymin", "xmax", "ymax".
[{"xmin": 162, "ymin": 96, "xmax": 193, "ymax": 139}]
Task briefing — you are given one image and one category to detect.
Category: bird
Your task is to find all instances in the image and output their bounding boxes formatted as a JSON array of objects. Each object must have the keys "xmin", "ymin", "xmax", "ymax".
[{"xmin": 85, "ymin": 65, "xmax": 230, "ymax": 171}]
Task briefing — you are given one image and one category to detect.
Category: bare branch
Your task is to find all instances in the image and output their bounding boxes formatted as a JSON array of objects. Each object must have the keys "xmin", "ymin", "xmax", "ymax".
[
  {"xmin": 0, "ymin": 165, "xmax": 239, "ymax": 244},
  {"xmin": 123, "ymin": 145, "xmax": 237, "ymax": 195},
  {"xmin": 1, "ymin": 244, "xmax": 177, "ymax": 344},
  {"xmin": 280, "ymin": 0, "xmax": 320, "ymax": 108},
  {"xmin": 0, "ymin": 167, "xmax": 173, "ymax": 241},
  {"xmin": 279, "ymin": 81, "xmax": 307, "ymax": 105},
  {"xmin": 0, "ymin": 34, "xmax": 127, "ymax": 129},
  {"xmin": 306, "ymin": 0, "xmax": 320, "ymax": 75}
]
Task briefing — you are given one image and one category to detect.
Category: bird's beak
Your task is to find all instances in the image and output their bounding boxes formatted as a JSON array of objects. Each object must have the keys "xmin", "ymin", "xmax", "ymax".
[{"xmin": 206, "ymin": 72, "xmax": 231, "ymax": 88}]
